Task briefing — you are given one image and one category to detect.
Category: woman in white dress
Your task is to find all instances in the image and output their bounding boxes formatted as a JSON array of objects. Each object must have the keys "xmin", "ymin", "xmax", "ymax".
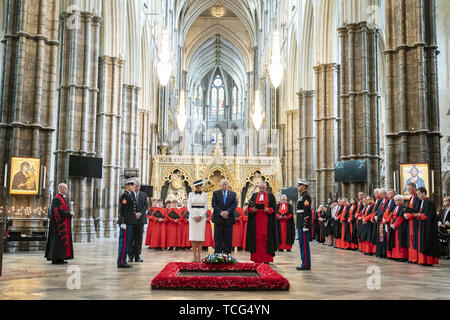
[{"xmin": 188, "ymin": 179, "xmax": 209, "ymax": 262}]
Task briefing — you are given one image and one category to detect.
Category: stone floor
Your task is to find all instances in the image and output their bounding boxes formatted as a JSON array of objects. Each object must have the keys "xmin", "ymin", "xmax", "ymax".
[{"xmin": 1, "ymin": 239, "xmax": 449, "ymax": 300}]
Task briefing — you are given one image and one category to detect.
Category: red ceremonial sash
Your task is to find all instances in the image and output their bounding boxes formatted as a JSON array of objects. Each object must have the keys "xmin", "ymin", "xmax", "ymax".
[{"xmin": 278, "ymin": 203, "xmax": 288, "ymax": 215}]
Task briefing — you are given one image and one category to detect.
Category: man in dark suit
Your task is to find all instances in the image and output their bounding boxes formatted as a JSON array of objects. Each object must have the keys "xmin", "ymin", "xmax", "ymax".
[
  {"xmin": 129, "ymin": 179, "xmax": 148, "ymax": 263},
  {"xmin": 438, "ymin": 196, "xmax": 450, "ymax": 258},
  {"xmin": 211, "ymin": 179, "xmax": 238, "ymax": 254}
]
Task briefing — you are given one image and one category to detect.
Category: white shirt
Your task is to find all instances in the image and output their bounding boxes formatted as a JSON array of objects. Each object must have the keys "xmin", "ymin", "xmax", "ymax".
[{"xmin": 259, "ymin": 193, "xmax": 265, "ymax": 202}]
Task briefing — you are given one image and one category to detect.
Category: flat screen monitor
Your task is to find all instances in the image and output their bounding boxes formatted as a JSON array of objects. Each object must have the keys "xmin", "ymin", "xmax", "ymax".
[
  {"xmin": 68, "ymin": 155, "xmax": 103, "ymax": 179},
  {"xmin": 335, "ymin": 160, "xmax": 367, "ymax": 183},
  {"xmin": 281, "ymin": 187, "xmax": 299, "ymax": 201}
]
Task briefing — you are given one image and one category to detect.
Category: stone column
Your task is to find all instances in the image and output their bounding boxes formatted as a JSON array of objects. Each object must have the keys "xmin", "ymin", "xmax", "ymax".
[
  {"xmin": 56, "ymin": 11, "xmax": 102, "ymax": 243},
  {"xmin": 298, "ymin": 90, "xmax": 317, "ymax": 204},
  {"xmin": 137, "ymin": 109, "xmax": 151, "ymax": 184},
  {"xmin": 314, "ymin": 64, "xmax": 340, "ymax": 205},
  {"xmin": 285, "ymin": 110, "xmax": 296, "ymax": 186},
  {"xmin": 0, "ymin": 0, "xmax": 59, "ymax": 250},
  {"xmin": 121, "ymin": 85, "xmax": 140, "ymax": 170},
  {"xmin": 338, "ymin": 22, "xmax": 381, "ymax": 197},
  {"xmin": 95, "ymin": 56, "xmax": 125, "ymax": 238},
  {"xmin": 385, "ymin": 0, "xmax": 441, "ymax": 204}
]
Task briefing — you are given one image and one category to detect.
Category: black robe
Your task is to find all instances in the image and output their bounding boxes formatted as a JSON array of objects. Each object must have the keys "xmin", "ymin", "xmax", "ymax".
[
  {"xmin": 387, "ymin": 205, "xmax": 408, "ymax": 250},
  {"xmin": 418, "ymin": 199, "xmax": 440, "ymax": 258},
  {"xmin": 276, "ymin": 203, "xmax": 295, "ymax": 246},
  {"xmin": 45, "ymin": 194, "xmax": 74, "ymax": 262},
  {"xmin": 246, "ymin": 192, "xmax": 278, "ymax": 255},
  {"xmin": 334, "ymin": 206, "xmax": 345, "ymax": 239},
  {"xmin": 405, "ymin": 194, "xmax": 421, "ymax": 250}
]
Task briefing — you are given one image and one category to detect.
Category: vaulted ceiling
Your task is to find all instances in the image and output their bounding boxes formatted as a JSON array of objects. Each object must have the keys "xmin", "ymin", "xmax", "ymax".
[{"xmin": 178, "ymin": 1, "xmax": 258, "ymax": 98}]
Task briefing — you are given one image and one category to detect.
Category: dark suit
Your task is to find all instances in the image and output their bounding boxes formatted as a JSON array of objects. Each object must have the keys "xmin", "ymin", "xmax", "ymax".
[
  {"xmin": 211, "ymin": 189, "xmax": 238, "ymax": 254},
  {"xmin": 129, "ymin": 191, "xmax": 148, "ymax": 260}
]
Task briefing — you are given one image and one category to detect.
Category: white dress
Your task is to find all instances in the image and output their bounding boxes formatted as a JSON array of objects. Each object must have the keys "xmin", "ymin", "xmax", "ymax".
[{"xmin": 187, "ymin": 191, "xmax": 208, "ymax": 241}]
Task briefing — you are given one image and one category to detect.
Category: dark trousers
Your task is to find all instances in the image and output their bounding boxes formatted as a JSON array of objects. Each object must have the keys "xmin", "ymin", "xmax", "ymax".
[
  {"xmin": 298, "ymin": 229, "xmax": 311, "ymax": 269},
  {"xmin": 129, "ymin": 223, "xmax": 144, "ymax": 259},
  {"xmin": 214, "ymin": 223, "xmax": 233, "ymax": 254},
  {"xmin": 117, "ymin": 225, "xmax": 133, "ymax": 266}
]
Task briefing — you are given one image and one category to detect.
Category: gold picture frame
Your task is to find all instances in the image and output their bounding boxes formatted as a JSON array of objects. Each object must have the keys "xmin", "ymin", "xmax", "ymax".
[
  {"xmin": 9, "ymin": 157, "xmax": 41, "ymax": 195},
  {"xmin": 399, "ymin": 163, "xmax": 429, "ymax": 197}
]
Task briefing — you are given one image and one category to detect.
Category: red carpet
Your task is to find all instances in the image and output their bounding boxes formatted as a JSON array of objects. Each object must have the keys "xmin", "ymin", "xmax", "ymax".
[{"xmin": 151, "ymin": 262, "xmax": 290, "ymax": 291}]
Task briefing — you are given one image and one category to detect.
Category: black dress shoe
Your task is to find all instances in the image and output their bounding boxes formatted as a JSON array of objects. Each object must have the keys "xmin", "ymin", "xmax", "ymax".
[
  {"xmin": 296, "ymin": 266, "xmax": 311, "ymax": 271},
  {"xmin": 287, "ymin": 249, "xmax": 292, "ymax": 252},
  {"xmin": 118, "ymin": 264, "xmax": 132, "ymax": 268},
  {"xmin": 128, "ymin": 257, "xmax": 134, "ymax": 263},
  {"xmin": 135, "ymin": 258, "xmax": 143, "ymax": 263},
  {"xmin": 52, "ymin": 261, "xmax": 68, "ymax": 265}
]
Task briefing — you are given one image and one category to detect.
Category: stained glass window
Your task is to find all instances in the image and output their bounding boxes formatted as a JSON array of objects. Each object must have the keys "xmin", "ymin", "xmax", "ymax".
[
  {"xmin": 218, "ymin": 88, "xmax": 225, "ymax": 116},
  {"xmin": 210, "ymin": 74, "xmax": 225, "ymax": 119},
  {"xmin": 232, "ymin": 87, "xmax": 237, "ymax": 114},
  {"xmin": 211, "ymin": 87, "xmax": 217, "ymax": 115}
]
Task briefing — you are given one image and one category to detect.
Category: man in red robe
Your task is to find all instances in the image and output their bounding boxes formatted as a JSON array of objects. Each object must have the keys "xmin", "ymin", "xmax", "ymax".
[
  {"xmin": 388, "ymin": 195, "xmax": 408, "ymax": 261},
  {"xmin": 179, "ymin": 199, "xmax": 191, "ymax": 249},
  {"xmin": 361, "ymin": 196, "xmax": 376, "ymax": 254},
  {"xmin": 232, "ymin": 206, "xmax": 245, "ymax": 250},
  {"xmin": 246, "ymin": 182, "xmax": 278, "ymax": 263},
  {"xmin": 338, "ymin": 198, "xmax": 351, "ymax": 250},
  {"xmin": 144, "ymin": 200, "xmax": 158, "ymax": 246},
  {"xmin": 375, "ymin": 189, "xmax": 389, "ymax": 258},
  {"xmin": 403, "ymin": 183, "xmax": 421, "ymax": 263},
  {"xmin": 203, "ymin": 209, "xmax": 214, "ymax": 249},
  {"xmin": 241, "ymin": 203, "xmax": 249, "ymax": 250},
  {"xmin": 381, "ymin": 190, "xmax": 397, "ymax": 258},
  {"xmin": 166, "ymin": 201, "xmax": 181, "ymax": 250},
  {"xmin": 355, "ymin": 194, "xmax": 366, "ymax": 251},
  {"xmin": 145, "ymin": 200, "xmax": 157, "ymax": 247},
  {"xmin": 45, "ymin": 183, "xmax": 74, "ymax": 264},
  {"xmin": 415, "ymin": 187, "xmax": 440, "ymax": 266},
  {"xmin": 276, "ymin": 195, "xmax": 295, "ymax": 251},
  {"xmin": 149, "ymin": 201, "xmax": 167, "ymax": 250}
]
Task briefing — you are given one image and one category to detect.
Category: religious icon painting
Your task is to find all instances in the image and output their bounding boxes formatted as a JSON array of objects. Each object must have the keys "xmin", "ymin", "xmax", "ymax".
[
  {"xmin": 399, "ymin": 163, "xmax": 429, "ymax": 197},
  {"xmin": 9, "ymin": 157, "xmax": 41, "ymax": 195}
]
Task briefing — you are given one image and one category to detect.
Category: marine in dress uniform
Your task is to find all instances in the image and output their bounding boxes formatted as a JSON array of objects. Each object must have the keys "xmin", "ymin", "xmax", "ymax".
[
  {"xmin": 296, "ymin": 179, "xmax": 312, "ymax": 271},
  {"xmin": 117, "ymin": 178, "xmax": 137, "ymax": 268}
]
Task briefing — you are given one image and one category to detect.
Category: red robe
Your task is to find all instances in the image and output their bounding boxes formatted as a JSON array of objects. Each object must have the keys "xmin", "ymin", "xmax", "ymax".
[
  {"xmin": 382, "ymin": 200, "xmax": 395, "ymax": 258},
  {"xmin": 179, "ymin": 206, "xmax": 191, "ymax": 248},
  {"xmin": 361, "ymin": 203, "xmax": 376, "ymax": 253},
  {"xmin": 203, "ymin": 210, "xmax": 214, "ymax": 248},
  {"xmin": 339, "ymin": 205, "xmax": 350, "ymax": 250},
  {"xmin": 249, "ymin": 192, "xmax": 275, "ymax": 263},
  {"xmin": 166, "ymin": 208, "xmax": 181, "ymax": 248},
  {"xmin": 347, "ymin": 205, "xmax": 358, "ymax": 249},
  {"xmin": 405, "ymin": 194, "xmax": 420, "ymax": 263},
  {"xmin": 277, "ymin": 203, "xmax": 293, "ymax": 250},
  {"xmin": 145, "ymin": 206, "xmax": 155, "ymax": 246},
  {"xmin": 417, "ymin": 198, "xmax": 439, "ymax": 266},
  {"xmin": 388, "ymin": 205, "xmax": 408, "ymax": 259},
  {"xmin": 148, "ymin": 207, "xmax": 167, "ymax": 248},
  {"xmin": 232, "ymin": 207, "xmax": 245, "ymax": 248},
  {"xmin": 241, "ymin": 208, "xmax": 248, "ymax": 250}
]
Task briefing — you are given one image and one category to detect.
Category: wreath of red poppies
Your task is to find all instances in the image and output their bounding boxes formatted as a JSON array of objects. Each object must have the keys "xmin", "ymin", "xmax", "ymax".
[{"xmin": 151, "ymin": 262, "xmax": 290, "ymax": 291}]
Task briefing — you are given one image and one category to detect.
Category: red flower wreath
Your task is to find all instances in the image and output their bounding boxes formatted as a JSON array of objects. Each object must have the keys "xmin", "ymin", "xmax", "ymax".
[{"xmin": 151, "ymin": 262, "xmax": 290, "ymax": 291}]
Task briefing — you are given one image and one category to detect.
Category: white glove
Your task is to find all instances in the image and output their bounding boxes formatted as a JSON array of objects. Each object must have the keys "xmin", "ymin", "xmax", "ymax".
[
  {"xmin": 303, "ymin": 228, "xmax": 309, "ymax": 232},
  {"xmin": 120, "ymin": 224, "xmax": 126, "ymax": 230}
]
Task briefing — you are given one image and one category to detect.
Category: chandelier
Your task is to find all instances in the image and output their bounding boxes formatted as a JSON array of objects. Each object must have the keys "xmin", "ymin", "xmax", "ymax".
[
  {"xmin": 268, "ymin": 31, "xmax": 284, "ymax": 89},
  {"xmin": 157, "ymin": 30, "xmax": 173, "ymax": 86},
  {"xmin": 252, "ymin": 90, "xmax": 264, "ymax": 132},
  {"xmin": 212, "ymin": 3, "xmax": 225, "ymax": 17},
  {"xmin": 177, "ymin": 91, "xmax": 188, "ymax": 132}
]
